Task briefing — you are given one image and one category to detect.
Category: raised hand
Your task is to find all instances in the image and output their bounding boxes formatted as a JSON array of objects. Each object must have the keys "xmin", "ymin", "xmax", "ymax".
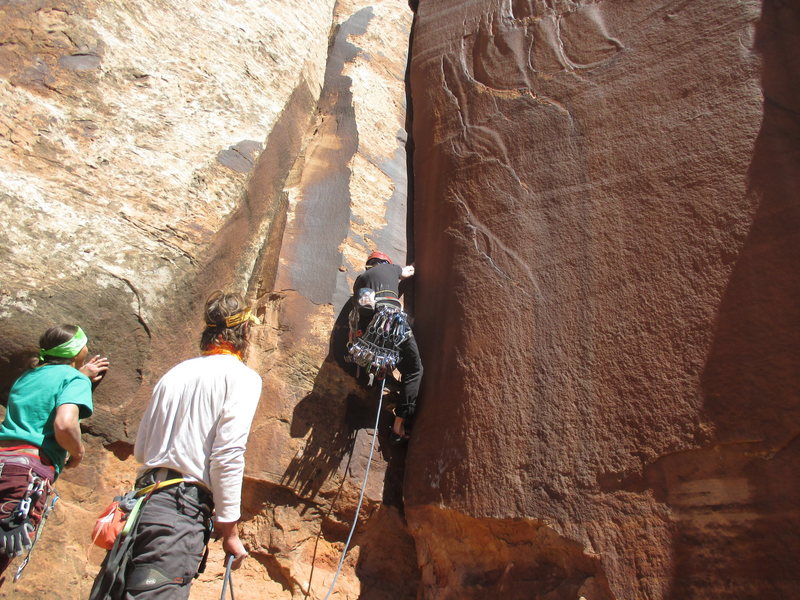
[{"xmin": 80, "ymin": 355, "xmax": 110, "ymax": 383}]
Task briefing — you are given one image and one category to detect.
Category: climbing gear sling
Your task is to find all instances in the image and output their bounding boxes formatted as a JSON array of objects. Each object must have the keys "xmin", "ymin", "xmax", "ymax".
[
  {"xmin": 347, "ymin": 300, "xmax": 411, "ymax": 385},
  {"xmin": 91, "ymin": 477, "xmax": 185, "ymax": 551},
  {"xmin": 0, "ymin": 462, "xmax": 58, "ymax": 582}
]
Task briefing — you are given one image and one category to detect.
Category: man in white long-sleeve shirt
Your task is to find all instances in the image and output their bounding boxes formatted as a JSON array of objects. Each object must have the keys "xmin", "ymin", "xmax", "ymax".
[{"xmin": 91, "ymin": 291, "xmax": 262, "ymax": 599}]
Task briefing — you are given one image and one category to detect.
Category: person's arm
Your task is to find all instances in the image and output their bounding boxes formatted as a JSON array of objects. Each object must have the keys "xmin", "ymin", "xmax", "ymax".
[
  {"xmin": 209, "ymin": 371, "xmax": 262, "ymax": 569},
  {"xmin": 214, "ymin": 520, "xmax": 248, "ymax": 569},
  {"xmin": 400, "ymin": 264, "xmax": 415, "ymax": 280},
  {"xmin": 54, "ymin": 403, "xmax": 85, "ymax": 468}
]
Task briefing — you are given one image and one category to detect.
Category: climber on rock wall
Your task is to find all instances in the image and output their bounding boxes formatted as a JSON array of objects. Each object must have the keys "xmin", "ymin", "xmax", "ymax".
[
  {"xmin": 348, "ymin": 251, "xmax": 422, "ymax": 440},
  {"xmin": 0, "ymin": 324, "xmax": 108, "ymax": 584},
  {"xmin": 90, "ymin": 291, "xmax": 261, "ymax": 600}
]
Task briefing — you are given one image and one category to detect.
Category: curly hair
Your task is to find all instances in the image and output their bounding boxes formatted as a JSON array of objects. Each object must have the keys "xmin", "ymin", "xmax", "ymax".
[{"xmin": 199, "ymin": 291, "xmax": 252, "ymax": 354}]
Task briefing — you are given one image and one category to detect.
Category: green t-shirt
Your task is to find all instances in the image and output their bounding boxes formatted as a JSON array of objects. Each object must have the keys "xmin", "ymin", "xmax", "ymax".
[{"xmin": 0, "ymin": 364, "xmax": 93, "ymax": 475}]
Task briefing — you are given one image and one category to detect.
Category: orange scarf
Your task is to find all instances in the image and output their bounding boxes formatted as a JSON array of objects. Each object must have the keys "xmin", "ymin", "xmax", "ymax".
[{"xmin": 202, "ymin": 341, "xmax": 242, "ymax": 360}]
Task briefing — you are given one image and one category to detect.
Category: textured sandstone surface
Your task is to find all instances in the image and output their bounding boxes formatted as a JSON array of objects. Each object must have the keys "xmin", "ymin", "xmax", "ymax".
[
  {"xmin": 3, "ymin": 0, "xmax": 797, "ymax": 597},
  {"xmin": 1, "ymin": 0, "xmax": 414, "ymax": 598},
  {"xmin": 240, "ymin": 1, "xmax": 417, "ymax": 597},
  {"xmin": 406, "ymin": 0, "xmax": 798, "ymax": 599},
  {"xmin": 0, "ymin": 0, "xmax": 337, "ymax": 427}
]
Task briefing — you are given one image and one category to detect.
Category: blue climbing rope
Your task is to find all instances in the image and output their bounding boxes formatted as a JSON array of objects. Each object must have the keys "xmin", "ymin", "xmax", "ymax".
[{"xmin": 221, "ymin": 553, "xmax": 235, "ymax": 600}]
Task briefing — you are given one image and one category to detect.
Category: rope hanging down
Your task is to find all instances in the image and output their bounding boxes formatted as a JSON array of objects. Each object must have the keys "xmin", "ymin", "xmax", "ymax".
[
  {"xmin": 220, "ymin": 553, "xmax": 235, "ymax": 600},
  {"xmin": 322, "ymin": 378, "xmax": 385, "ymax": 600}
]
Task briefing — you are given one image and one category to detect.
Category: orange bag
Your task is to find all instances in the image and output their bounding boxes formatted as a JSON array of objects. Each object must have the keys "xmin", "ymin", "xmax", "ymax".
[
  {"xmin": 90, "ymin": 479, "xmax": 184, "ymax": 550},
  {"xmin": 91, "ymin": 499, "xmax": 125, "ymax": 550}
]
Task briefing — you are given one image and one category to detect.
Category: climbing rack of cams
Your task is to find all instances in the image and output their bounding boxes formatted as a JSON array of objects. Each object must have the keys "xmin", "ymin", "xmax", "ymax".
[{"xmin": 347, "ymin": 305, "xmax": 410, "ymax": 383}]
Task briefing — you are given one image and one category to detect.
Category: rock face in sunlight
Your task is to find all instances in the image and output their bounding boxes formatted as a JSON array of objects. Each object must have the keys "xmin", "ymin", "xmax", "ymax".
[
  {"xmin": 4, "ymin": 0, "xmax": 798, "ymax": 598},
  {"xmin": 242, "ymin": 2, "xmax": 417, "ymax": 597},
  {"xmin": 0, "ymin": 0, "xmax": 415, "ymax": 598},
  {"xmin": 0, "ymin": 0, "xmax": 337, "ymax": 430},
  {"xmin": 406, "ymin": 1, "xmax": 799, "ymax": 599}
]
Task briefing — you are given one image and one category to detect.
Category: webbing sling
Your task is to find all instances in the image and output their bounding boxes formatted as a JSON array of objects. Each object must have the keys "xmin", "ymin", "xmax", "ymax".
[
  {"xmin": 121, "ymin": 478, "xmax": 184, "ymax": 537},
  {"xmin": 88, "ymin": 478, "xmax": 184, "ymax": 600}
]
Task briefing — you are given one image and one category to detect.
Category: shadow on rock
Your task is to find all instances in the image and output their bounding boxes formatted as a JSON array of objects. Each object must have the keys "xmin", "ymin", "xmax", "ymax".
[
  {"xmin": 673, "ymin": 3, "xmax": 800, "ymax": 599},
  {"xmin": 280, "ymin": 298, "xmax": 407, "ymax": 505}
]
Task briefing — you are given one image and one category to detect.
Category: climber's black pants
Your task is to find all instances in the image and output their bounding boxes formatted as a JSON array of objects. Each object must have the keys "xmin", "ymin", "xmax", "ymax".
[{"xmin": 396, "ymin": 332, "xmax": 423, "ymax": 419}]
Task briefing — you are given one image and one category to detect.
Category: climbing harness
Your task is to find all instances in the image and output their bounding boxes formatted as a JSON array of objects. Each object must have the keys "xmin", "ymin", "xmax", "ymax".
[
  {"xmin": 321, "ymin": 377, "xmax": 385, "ymax": 600},
  {"xmin": 88, "ymin": 477, "xmax": 189, "ymax": 600},
  {"xmin": 347, "ymin": 301, "xmax": 411, "ymax": 385},
  {"xmin": 220, "ymin": 553, "xmax": 235, "ymax": 600},
  {"xmin": 92, "ymin": 477, "xmax": 185, "ymax": 551},
  {"xmin": 0, "ymin": 476, "xmax": 40, "ymax": 557},
  {"xmin": 0, "ymin": 467, "xmax": 58, "ymax": 582}
]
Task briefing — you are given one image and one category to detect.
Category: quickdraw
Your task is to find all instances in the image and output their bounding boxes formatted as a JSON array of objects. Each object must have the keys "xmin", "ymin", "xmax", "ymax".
[
  {"xmin": 346, "ymin": 305, "xmax": 410, "ymax": 383},
  {"xmin": 0, "ymin": 469, "xmax": 57, "ymax": 582},
  {"xmin": 14, "ymin": 487, "xmax": 58, "ymax": 582}
]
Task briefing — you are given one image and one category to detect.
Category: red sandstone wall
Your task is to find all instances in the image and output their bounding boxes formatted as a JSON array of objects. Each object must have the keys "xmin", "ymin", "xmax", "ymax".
[
  {"xmin": 3, "ymin": 0, "xmax": 799, "ymax": 597},
  {"xmin": 406, "ymin": 0, "xmax": 799, "ymax": 598}
]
